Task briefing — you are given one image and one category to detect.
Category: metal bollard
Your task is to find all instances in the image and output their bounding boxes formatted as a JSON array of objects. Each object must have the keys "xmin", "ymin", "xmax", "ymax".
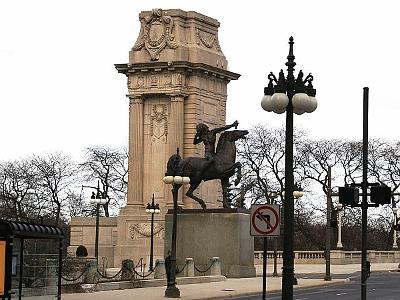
[
  {"xmin": 154, "ymin": 259, "xmax": 165, "ymax": 279},
  {"xmin": 185, "ymin": 258, "xmax": 195, "ymax": 277},
  {"xmin": 210, "ymin": 257, "xmax": 221, "ymax": 276}
]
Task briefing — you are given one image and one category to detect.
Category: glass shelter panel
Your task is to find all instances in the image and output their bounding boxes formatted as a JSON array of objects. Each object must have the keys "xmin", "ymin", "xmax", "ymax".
[{"xmin": 11, "ymin": 239, "xmax": 58, "ymax": 300}]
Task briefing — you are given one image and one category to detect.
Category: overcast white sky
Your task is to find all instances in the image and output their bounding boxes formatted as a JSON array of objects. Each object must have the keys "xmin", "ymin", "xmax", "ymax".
[{"xmin": 1, "ymin": 0, "xmax": 400, "ymax": 161}]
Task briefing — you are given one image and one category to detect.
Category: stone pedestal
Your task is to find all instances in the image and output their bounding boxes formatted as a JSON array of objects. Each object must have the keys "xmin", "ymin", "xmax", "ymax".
[{"xmin": 165, "ymin": 209, "xmax": 256, "ymax": 278}]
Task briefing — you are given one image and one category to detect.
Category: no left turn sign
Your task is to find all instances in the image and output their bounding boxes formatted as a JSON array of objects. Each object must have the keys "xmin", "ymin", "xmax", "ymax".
[{"xmin": 250, "ymin": 204, "xmax": 281, "ymax": 236}]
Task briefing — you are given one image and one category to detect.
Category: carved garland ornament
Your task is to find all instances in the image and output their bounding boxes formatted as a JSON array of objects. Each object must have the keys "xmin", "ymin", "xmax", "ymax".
[
  {"xmin": 196, "ymin": 28, "xmax": 221, "ymax": 52},
  {"xmin": 133, "ymin": 8, "xmax": 178, "ymax": 60},
  {"xmin": 129, "ymin": 223, "xmax": 164, "ymax": 240}
]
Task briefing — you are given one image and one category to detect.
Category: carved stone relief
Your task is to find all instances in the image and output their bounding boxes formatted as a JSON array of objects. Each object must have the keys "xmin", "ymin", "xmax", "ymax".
[
  {"xmin": 150, "ymin": 104, "xmax": 168, "ymax": 142},
  {"xmin": 129, "ymin": 223, "xmax": 165, "ymax": 240},
  {"xmin": 150, "ymin": 75, "xmax": 158, "ymax": 86},
  {"xmin": 196, "ymin": 28, "xmax": 221, "ymax": 52},
  {"xmin": 128, "ymin": 73, "xmax": 184, "ymax": 91},
  {"xmin": 164, "ymin": 74, "xmax": 172, "ymax": 86},
  {"xmin": 132, "ymin": 8, "xmax": 178, "ymax": 60}
]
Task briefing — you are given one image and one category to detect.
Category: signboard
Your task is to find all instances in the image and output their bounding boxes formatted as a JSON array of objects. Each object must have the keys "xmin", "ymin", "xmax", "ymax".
[
  {"xmin": 250, "ymin": 204, "xmax": 280, "ymax": 236},
  {"xmin": 0, "ymin": 240, "xmax": 5, "ymax": 296}
]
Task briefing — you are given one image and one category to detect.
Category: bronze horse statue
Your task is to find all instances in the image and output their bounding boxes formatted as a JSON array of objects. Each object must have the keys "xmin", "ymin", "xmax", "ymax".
[{"xmin": 168, "ymin": 129, "xmax": 248, "ymax": 209}]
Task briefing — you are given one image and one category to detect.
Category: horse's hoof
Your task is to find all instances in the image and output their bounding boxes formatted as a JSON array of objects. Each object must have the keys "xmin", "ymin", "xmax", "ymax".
[{"xmin": 201, "ymin": 203, "xmax": 207, "ymax": 210}]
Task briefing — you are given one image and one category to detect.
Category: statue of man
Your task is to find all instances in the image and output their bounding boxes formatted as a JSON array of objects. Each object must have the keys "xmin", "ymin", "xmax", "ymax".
[{"xmin": 193, "ymin": 120, "xmax": 238, "ymax": 174}]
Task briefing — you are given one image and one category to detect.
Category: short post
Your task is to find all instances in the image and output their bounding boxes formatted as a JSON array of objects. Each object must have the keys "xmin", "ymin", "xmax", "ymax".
[
  {"xmin": 210, "ymin": 257, "xmax": 221, "ymax": 276},
  {"xmin": 154, "ymin": 259, "xmax": 165, "ymax": 279},
  {"xmin": 83, "ymin": 260, "xmax": 98, "ymax": 284},
  {"xmin": 185, "ymin": 258, "xmax": 195, "ymax": 277},
  {"xmin": 121, "ymin": 259, "xmax": 134, "ymax": 281}
]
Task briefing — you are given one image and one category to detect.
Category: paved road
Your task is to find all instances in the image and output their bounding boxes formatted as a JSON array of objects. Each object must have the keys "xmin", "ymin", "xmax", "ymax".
[{"xmin": 227, "ymin": 271, "xmax": 400, "ymax": 300}]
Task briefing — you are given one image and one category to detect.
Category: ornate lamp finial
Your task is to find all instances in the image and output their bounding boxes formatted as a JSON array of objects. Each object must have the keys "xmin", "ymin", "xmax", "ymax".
[{"xmin": 286, "ymin": 37, "xmax": 296, "ymax": 82}]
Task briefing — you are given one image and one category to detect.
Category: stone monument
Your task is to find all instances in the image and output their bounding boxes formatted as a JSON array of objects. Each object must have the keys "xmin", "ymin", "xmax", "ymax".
[{"xmin": 69, "ymin": 8, "xmax": 241, "ymax": 267}]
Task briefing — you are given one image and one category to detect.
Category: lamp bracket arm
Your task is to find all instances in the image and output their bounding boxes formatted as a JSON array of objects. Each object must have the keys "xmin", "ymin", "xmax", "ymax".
[
  {"xmin": 303, "ymin": 73, "xmax": 314, "ymax": 84},
  {"xmin": 268, "ymin": 72, "xmax": 278, "ymax": 84}
]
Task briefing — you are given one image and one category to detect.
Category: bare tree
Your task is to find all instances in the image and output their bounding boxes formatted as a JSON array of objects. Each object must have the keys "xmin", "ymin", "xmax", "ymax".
[
  {"xmin": 66, "ymin": 190, "xmax": 93, "ymax": 218},
  {"xmin": 32, "ymin": 153, "xmax": 76, "ymax": 224},
  {"xmin": 237, "ymin": 125, "xmax": 305, "ymax": 205},
  {"xmin": 80, "ymin": 146, "xmax": 128, "ymax": 217},
  {"xmin": 0, "ymin": 159, "xmax": 44, "ymax": 221},
  {"xmin": 296, "ymin": 139, "xmax": 340, "ymax": 196}
]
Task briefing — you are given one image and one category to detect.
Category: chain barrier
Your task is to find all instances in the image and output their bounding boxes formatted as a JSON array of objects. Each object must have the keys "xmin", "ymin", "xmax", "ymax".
[
  {"xmin": 194, "ymin": 259, "xmax": 215, "ymax": 274},
  {"xmin": 60, "ymin": 265, "xmax": 89, "ymax": 282},
  {"xmin": 175, "ymin": 261, "xmax": 188, "ymax": 274},
  {"xmin": 96, "ymin": 267, "xmax": 123, "ymax": 280},
  {"xmin": 132, "ymin": 261, "xmax": 159, "ymax": 279}
]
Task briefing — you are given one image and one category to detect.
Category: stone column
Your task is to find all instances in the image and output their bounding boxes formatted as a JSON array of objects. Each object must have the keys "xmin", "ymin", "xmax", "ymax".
[
  {"xmin": 169, "ymin": 94, "xmax": 184, "ymax": 154},
  {"xmin": 128, "ymin": 95, "xmax": 144, "ymax": 205},
  {"xmin": 167, "ymin": 94, "xmax": 185, "ymax": 206}
]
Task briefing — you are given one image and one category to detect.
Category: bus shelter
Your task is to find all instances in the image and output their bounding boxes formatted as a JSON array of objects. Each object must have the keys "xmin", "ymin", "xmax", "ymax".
[{"xmin": 0, "ymin": 220, "xmax": 64, "ymax": 300}]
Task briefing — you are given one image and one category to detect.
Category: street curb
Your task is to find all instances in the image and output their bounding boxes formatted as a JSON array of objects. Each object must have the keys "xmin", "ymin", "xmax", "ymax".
[{"xmin": 193, "ymin": 278, "xmax": 350, "ymax": 300}]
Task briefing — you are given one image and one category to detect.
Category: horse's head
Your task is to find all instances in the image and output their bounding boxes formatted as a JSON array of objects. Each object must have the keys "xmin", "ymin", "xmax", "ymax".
[
  {"xmin": 223, "ymin": 130, "xmax": 249, "ymax": 142},
  {"xmin": 216, "ymin": 130, "xmax": 248, "ymax": 155}
]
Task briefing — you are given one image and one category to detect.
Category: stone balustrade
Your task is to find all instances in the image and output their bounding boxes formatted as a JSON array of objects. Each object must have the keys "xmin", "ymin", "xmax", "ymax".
[{"xmin": 254, "ymin": 250, "xmax": 400, "ymax": 265}]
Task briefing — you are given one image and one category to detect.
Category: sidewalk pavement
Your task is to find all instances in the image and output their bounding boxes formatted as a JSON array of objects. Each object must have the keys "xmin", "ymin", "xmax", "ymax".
[{"xmin": 61, "ymin": 263, "xmax": 399, "ymax": 300}]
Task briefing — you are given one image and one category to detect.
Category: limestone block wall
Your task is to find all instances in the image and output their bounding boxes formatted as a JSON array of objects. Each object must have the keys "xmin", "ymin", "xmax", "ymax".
[{"xmin": 69, "ymin": 217, "xmax": 118, "ymax": 267}]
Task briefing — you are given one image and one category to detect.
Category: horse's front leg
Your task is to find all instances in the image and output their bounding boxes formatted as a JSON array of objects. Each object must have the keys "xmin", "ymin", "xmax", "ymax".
[
  {"xmin": 234, "ymin": 162, "xmax": 242, "ymax": 186},
  {"xmin": 185, "ymin": 180, "xmax": 207, "ymax": 210}
]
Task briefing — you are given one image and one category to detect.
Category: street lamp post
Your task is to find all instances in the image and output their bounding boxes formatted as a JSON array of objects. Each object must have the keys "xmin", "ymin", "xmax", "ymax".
[
  {"xmin": 336, "ymin": 203, "xmax": 343, "ymax": 249},
  {"xmin": 145, "ymin": 194, "xmax": 161, "ymax": 271},
  {"xmin": 261, "ymin": 37, "xmax": 317, "ymax": 299},
  {"xmin": 88, "ymin": 181, "xmax": 107, "ymax": 263},
  {"xmin": 392, "ymin": 204, "xmax": 398, "ymax": 250},
  {"xmin": 325, "ymin": 166, "xmax": 332, "ymax": 281},
  {"xmin": 163, "ymin": 148, "xmax": 190, "ymax": 298},
  {"xmin": 282, "ymin": 186, "xmax": 304, "ymax": 285}
]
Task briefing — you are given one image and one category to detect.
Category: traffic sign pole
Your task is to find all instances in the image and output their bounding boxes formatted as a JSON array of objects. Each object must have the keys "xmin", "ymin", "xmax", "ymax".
[
  {"xmin": 251, "ymin": 204, "xmax": 280, "ymax": 300},
  {"xmin": 263, "ymin": 237, "xmax": 267, "ymax": 300}
]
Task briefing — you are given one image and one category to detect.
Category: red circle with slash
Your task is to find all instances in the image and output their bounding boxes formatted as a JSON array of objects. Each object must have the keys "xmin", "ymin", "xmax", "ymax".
[{"xmin": 251, "ymin": 206, "xmax": 279, "ymax": 235}]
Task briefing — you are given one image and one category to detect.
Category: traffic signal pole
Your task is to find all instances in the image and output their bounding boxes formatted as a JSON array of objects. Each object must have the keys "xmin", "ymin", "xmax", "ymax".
[{"xmin": 361, "ymin": 87, "xmax": 369, "ymax": 300}]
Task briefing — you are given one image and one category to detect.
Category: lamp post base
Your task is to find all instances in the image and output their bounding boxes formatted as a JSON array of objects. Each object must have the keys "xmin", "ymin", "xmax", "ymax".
[{"xmin": 165, "ymin": 285, "xmax": 180, "ymax": 298}]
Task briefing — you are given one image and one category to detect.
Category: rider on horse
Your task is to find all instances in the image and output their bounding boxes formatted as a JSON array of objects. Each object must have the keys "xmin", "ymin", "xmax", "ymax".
[{"xmin": 193, "ymin": 120, "xmax": 239, "ymax": 175}]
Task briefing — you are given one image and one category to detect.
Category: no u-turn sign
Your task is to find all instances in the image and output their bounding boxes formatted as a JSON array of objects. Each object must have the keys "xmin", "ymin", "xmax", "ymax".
[{"xmin": 250, "ymin": 204, "xmax": 281, "ymax": 236}]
